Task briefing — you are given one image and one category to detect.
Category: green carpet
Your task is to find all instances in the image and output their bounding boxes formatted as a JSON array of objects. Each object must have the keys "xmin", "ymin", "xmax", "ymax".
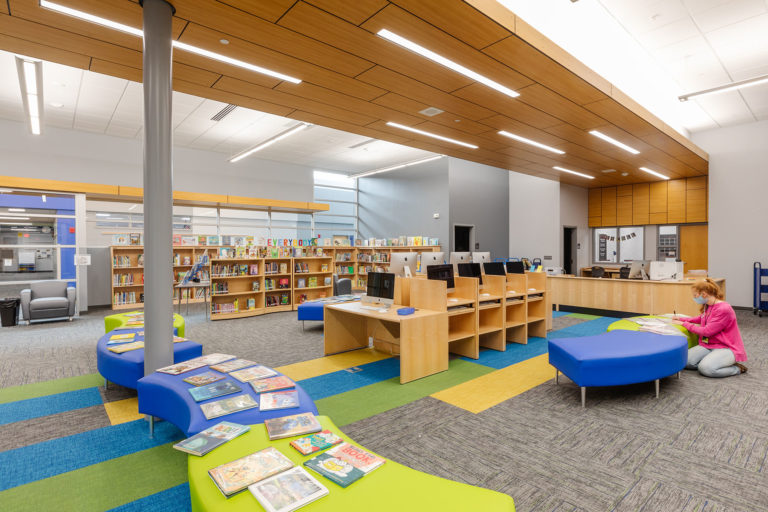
[
  {"xmin": 316, "ymin": 359, "xmax": 495, "ymax": 426},
  {"xmin": 0, "ymin": 374, "xmax": 104, "ymax": 405},
  {"xmin": 566, "ymin": 313, "xmax": 601, "ymax": 320}
]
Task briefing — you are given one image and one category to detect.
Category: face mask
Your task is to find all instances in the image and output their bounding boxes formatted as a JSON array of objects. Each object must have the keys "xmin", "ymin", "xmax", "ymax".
[{"xmin": 693, "ymin": 296, "xmax": 708, "ymax": 305}]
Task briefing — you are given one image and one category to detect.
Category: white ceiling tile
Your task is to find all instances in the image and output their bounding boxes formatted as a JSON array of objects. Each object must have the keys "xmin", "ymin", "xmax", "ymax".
[
  {"xmin": 693, "ymin": 90, "xmax": 756, "ymax": 125},
  {"xmin": 706, "ymin": 13, "xmax": 768, "ymax": 70},
  {"xmin": 738, "ymin": 83, "xmax": 768, "ymax": 116},
  {"xmin": 682, "ymin": 0, "xmax": 732, "ymax": 14},
  {"xmin": 635, "ymin": 18, "xmax": 701, "ymax": 49},
  {"xmin": 691, "ymin": 0, "xmax": 767, "ymax": 32}
]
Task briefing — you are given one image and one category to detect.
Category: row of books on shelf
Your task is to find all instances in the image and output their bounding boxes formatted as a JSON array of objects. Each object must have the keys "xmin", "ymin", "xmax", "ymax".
[
  {"xmin": 357, "ymin": 236, "xmax": 438, "ymax": 247},
  {"xmin": 113, "ymin": 254, "xmax": 143, "ymax": 267},
  {"xmin": 357, "ymin": 253, "xmax": 389, "ymax": 263},
  {"xmin": 265, "ymin": 278, "xmax": 290, "ymax": 290},
  {"xmin": 113, "ymin": 273, "xmax": 142, "ymax": 286},
  {"xmin": 174, "ymin": 288, "xmax": 207, "ymax": 300},
  {"xmin": 211, "ymin": 283, "xmax": 228, "ymax": 294},
  {"xmin": 335, "ymin": 265, "xmax": 354, "ymax": 275},
  {"xmin": 114, "ymin": 291, "xmax": 142, "ymax": 305},
  {"xmin": 212, "ymin": 264, "xmax": 259, "ymax": 277},
  {"xmin": 334, "ymin": 252, "xmax": 353, "ymax": 262},
  {"xmin": 296, "ymin": 277, "xmax": 330, "ymax": 289},
  {"xmin": 294, "ymin": 262, "xmax": 329, "ymax": 273},
  {"xmin": 211, "ymin": 298, "xmax": 258, "ymax": 314},
  {"xmin": 173, "ymin": 253, "xmax": 209, "ymax": 265},
  {"xmin": 112, "ymin": 233, "xmax": 142, "ymax": 246},
  {"xmin": 267, "ymin": 294, "xmax": 291, "ymax": 307},
  {"xmin": 265, "ymin": 262, "xmax": 289, "ymax": 275}
]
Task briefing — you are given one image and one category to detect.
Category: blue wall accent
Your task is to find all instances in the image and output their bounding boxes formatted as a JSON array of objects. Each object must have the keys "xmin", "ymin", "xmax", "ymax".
[
  {"xmin": 0, "ymin": 193, "xmax": 74, "ymax": 213},
  {"xmin": 60, "ymin": 248, "xmax": 76, "ymax": 280}
]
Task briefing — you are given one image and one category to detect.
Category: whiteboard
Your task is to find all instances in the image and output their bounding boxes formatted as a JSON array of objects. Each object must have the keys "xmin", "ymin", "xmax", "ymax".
[{"xmin": 18, "ymin": 250, "xmax": 35, "ymax": 264}]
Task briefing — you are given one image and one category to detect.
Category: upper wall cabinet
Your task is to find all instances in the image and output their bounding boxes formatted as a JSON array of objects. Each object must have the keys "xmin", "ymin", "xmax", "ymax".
[{"xmin": 588, "ymin": 177, "xmax": 707, "ymax": 227}]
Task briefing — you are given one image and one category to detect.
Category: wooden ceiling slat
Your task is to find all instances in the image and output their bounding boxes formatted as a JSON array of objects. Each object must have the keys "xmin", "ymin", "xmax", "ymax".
[
  {"xmin": 89, "ymin": 58, "xmax": 220, "ymax": 88},
  {"xmin": 407, "ymin": 120, "xmax": 508, "ymax": 151},
  {"xmin": 452, "ymin": 83, "xmax": 562, "ymax": 129},
  {"xmin": 174, "ymin": 79, "xmax": 295, "ymax": 118},
  {"xmin": 171, "ymin": 0, "xmax": 372, "ymax": 78},
  {"xmin": 1, "ymin": 2, "xmax": 8, "ymax": 15},
  {"xmin": 356, "ymin": 65, "xmax": 495, "ymax": 121},
  {"xmin": 213, "ymin": 76, "xmax": 379, "ymax": 126},
  {"xmin": 304, "ymin": 0, "xmax": 389, "ymax": 26},
  {"xmin": 477, "ymin": 114, "xmax": 567, "ymax": 147},
  {"xmin": 170, "ymin": 50, "xmax": 282, "ymax": 90},
  {"xmin": 388, "ymin": 0, "xmax": 510, "ymax": 50},
  {"xmin": 216, "ymin": 0, "xmax": 297, "ymax": 23},
  {"xmin": 178, "ymin": 22, "xmax": 385, "ymax": 101},
  {"xmin": 0, "ymin": 31, "xmax": 90, "ymax": 69},
  {"xmin": 514, "ymin": 83, "xmax": 606, "ymax": 131}
]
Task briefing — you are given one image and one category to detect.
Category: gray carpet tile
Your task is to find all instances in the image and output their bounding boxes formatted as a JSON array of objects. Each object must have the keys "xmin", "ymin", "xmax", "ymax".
[
  {"xmin": 0, "ymin": 404, "xmax": 111, "ymax": 451},
  {"xmin": 552, "ymin": 315, "xmax": 590, "ymax": 331},
  {"xmin": 99, "ymin": 382, "xmax": 137, "ymax": 403},
  {"xmin": 612, "ymin": 477, "xmax": 740, "ymax": 512}
]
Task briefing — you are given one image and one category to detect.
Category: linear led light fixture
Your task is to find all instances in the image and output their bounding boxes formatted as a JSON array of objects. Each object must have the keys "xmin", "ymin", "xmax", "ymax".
[
  {"xmin": 498, "ymin": 131, "xmax": 565, "ymax": 155},
  {"xmin": 386, "ymin": 122, "xmax": 478, "ymax": 149},
  {"xmin": 679, "ymin": 73, "xmax": 768, "ymax": 102},
  {"xmin": 230, "ymin": 123, "xmax": 311, "ymax": 163},
  {"xmin": 377, "ymin": 29, "xmax": 519, "ymax": 99},
  {"xmin": 639, "ymin": 167, "xmax": 669, "ymax": 180},
  {"xmin": 0, "ymin": 216, "xmax": 31, "ymax": 220},
  {"xmin": 351, "ymin": 155, "xmax": 444, "ymax": 179},
  {"xmin": 552, "ymin": 166, "xmax": 594, "ymax": 179},
  {"xmin": 40, "ymin": 1, "xmax": 301, "ymax": 84},
  {"xmin": 15, "ymin": 56, "xmax": 43, "ymax": 135},
  {"xmin": 0, "ymin": 222, "xmax": 33, "ymax": 226},
  {"xmin": 589, "ymin": 130, "xmax": 640, "ymax": 155}
]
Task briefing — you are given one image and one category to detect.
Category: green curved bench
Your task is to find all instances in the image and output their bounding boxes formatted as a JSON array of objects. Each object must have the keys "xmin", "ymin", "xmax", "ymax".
[
  {"xmin": 607, "ymin": 316, "xmax": 697, "ymax": 348},
  {"xmin": 188, "ymin": 415, "xmax": 515, "ymax": 512},
  {"xmin": 104, "ymin": 311, "xmax": 185, "ymax": 338}
]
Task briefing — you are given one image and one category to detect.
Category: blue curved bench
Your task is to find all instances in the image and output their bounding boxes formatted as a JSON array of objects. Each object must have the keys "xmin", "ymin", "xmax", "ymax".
[
  {"xmin": 137, "ymin": 365, "xmax": 318, "ymax": 437},
  {"xmin": 548, "ymin": 330, "xmax": 687, "ymax": 407},
  {"xmin": 96, "ymin": 328, "xmax": 202, "ymax": 390}
]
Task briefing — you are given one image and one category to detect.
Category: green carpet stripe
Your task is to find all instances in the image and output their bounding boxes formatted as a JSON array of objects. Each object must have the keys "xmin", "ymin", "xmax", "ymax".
[
  {"xmin": 0, "ymin": 374, "xmax": 103, "ymax": 404},
  {"xmin": 566, "ymin": 313, "xmax": 601, "ymax": 320},
  {"xmin": 0, "ymin": 443, "xmax": 187, "ymax": 512},
  {"xmin": 316, "ymin": 359, "xmax": 494, "ymax": 426}
]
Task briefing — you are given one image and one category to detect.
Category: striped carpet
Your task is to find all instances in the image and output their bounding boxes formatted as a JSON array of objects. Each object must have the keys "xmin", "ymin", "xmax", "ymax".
[{"xmin": 1, "ymin": 307, "xmax": 766, "ymax": 511}]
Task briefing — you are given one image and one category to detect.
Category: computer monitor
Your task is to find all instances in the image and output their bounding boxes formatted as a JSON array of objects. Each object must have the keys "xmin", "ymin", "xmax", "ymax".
[
  {"xmin": 419, "ymin": 252, "xmax": 445, "ymax": 273},
  {"xmin": 363, "ymin": 272, "xmax": 395, "ymax": 306},
  {"xmin": 483, "ymin": 262, "xmax": 506, "ymax": 276},
  {"xmin": 649, "ymin": 261, "xmax": 684, "ymax": 281},
  {"xmin": 471, "ymin": 252, "xmax": 491, "ymax": 266},
  {"xmin": 388, "ymin": 252, "xmax": 417, "ymax": 277},
  {"xmin": 457, "ymin": 262, "xmax": 483, "ymax": 288},
  {"xmin": 449, "ymin": 252, "xmax": 471, "ymax": 274},
  {"xmin": 628, "ymin": 260, "xmax": 649, "ymax": 280},
  {"xmin": 506, "ymin": 261, "xmax": 525, "ymax": 274},
  {"xmin": 426, "ymin": 264, "xmax": 455, "ymax": 291}
]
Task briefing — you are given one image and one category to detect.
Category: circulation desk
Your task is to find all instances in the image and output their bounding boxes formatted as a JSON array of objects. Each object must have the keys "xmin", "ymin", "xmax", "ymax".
[
  {"xmin": 324, "ymin": 302, "xmax": 448, "ymax": 384},
  {"xmin": 548, "ymin": 276, "xmax": 726, "ymax": 317}
]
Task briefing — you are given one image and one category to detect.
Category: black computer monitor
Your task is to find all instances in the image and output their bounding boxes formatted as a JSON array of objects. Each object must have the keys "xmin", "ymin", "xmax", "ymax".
[
  {"xmin": 457, "ymin": 262, "xmax": 483, "ymax": 286},
  {"xmin": 483, "ymin": 262, "xmax": 506, "ymax": 276},
  {"xmin": 365, "ymin": 272, "xmax": 395, "ymax": 305},
  {"xmin": 506, "ymin": 261, "xmax": 525, "ymax": 274},
  {"xmin": 426, "ymin": 264, "xmax": 455, "ymax": 291}
]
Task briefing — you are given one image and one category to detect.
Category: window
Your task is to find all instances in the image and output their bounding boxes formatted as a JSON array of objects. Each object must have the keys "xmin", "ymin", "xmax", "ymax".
[
  {"xmin": 593, "ymin": 226, "xmax": 644, "ymax": 264},
  {"xmin": 313, "ymin": 171, "xmax": 357, "ymax": 241}
]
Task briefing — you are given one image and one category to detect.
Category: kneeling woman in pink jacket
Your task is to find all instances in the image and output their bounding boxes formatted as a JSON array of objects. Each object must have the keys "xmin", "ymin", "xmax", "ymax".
[{"xmin": 672, "ymin": 278, "xmax": 747, "ymax": 377}]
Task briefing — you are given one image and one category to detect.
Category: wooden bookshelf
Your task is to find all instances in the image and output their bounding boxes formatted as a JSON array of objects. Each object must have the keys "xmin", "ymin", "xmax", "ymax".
[
  {"xmin": 265, "ymin": 257, "xmax": 293, "ymax": 312},
  {"xmin": 110, "ymin": 246, "xmax": 145, "ymax": 308},
  {"xmin": 505, "ymin": 273, "xmax": 528, "ymax": 344},
  {"xmin": 210, "ymin": 256, "xmax": 263, "ymax": 318},
  {"xmin": 293, "ymin": 255, "xmax": 333, "ymax": 307}
]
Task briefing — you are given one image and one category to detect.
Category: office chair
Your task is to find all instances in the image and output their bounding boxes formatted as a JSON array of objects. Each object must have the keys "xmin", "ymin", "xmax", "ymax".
[
  {"xmin": 532, "ymin": 258, "xmax": 542, "ymax": 266},
  {"xmin": 591, "ymin": 266, "xmax": 605, "ymax": 278},
  {"xmin": 619, "ymin": 266, "xmax": 631, "ymax": 279}
]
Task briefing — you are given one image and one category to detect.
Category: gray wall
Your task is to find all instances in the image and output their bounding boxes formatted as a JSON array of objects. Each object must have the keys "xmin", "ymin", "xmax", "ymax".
[
  {"xmin": 509, "ymin": 172, "xmax": 561, "ymax": 265},
  {"xmin": 357, "ymin": 158, "xmax": 450, "ymax": 246},
  {"xmin": 560, "ymin": 183, "xmax": 590, "ymax": 270},
  {"xmin": 692, "ymin": 119, "xmax": 768, "ymax": 307},
  {"xmin": 448, "ymin": 159, "xmax": 510, "ymax": 259}
]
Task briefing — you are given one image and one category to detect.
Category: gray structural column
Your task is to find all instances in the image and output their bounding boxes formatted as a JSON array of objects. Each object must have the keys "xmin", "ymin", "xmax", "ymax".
[{"xmin": 142, "ymin": 0, "xmax": 175, "ymax": 375}]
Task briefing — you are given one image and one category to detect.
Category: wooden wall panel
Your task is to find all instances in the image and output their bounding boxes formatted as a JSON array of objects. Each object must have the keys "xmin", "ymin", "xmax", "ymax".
[
  {"xmin": 588, "ymin": 188, "xmax": 601, "ymax": 218},
  {"xmin": 617, "ymin": 194, "xmax": 633, "ymax": 226},
  {"xmin": 632, "ymin": 183, "xmax": 649, "ymax": 225},
  {"xmin": 680, "ymin": 224, "xmax": 708, "ymax": 272},
  {"xmin": 649, "ymin": 181, "xmax": 668, "ymax": 214},
  {"xmin": 601, "ymin": 187, "xmax": 617, "ymax": 227},
  {"xmin": 686, "ymin": 188, "xmax": 707, "ymax": 223},
  {"xmin": 667, "ymin": 179, "xmax": 686, "ymax": 224}
]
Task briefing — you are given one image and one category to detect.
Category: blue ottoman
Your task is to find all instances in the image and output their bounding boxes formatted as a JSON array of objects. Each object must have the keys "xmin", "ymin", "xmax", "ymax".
[
  {"xmin": 548, "ymin": 330, "xmax": 687, "ymax": 407},
  {"xmin": 297, "ymin": 301, "xmax": 324, "ymax": 329},
  {"xmin": 97, "ymin": 328, "xmax": 202, "ymax": 390}
]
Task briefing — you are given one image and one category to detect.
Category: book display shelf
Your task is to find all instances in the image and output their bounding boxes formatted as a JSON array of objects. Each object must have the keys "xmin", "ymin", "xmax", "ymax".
[
  {"xmin": 293, "ymin": 256, "xmax": 333, "ymax": 307},
  {"xmin": 526, "ymin": 272, "xmax": 548, "ymax": 338},
  {"xmin": 351, "ymin": 246, "xmax": 441, "ymax": 290},
  {"xmin": 210, "ymin": 255, "xmax": 264, "ymax": 320},
  {"xmin": 111, "ymin": 246, "xmax": 145, "ymax": 309}
]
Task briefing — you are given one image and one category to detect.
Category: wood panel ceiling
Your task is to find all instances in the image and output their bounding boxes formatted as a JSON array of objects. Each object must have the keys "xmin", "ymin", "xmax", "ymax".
[{"xmin": 0, "ymin": 0, "xmax": 709, "ymax": 187}]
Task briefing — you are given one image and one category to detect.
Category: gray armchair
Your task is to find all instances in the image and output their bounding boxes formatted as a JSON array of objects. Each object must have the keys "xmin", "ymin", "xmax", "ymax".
[
  {"xmin": 333, "ymin": 274, "xmax": 352, "ymax": 296},
  {"xmin": 20, "ymin": 281, "xmax": 76, "ymax": 323}
]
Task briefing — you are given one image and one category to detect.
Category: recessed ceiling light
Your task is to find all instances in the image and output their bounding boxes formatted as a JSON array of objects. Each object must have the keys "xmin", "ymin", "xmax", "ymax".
[
  {"xmin": 639, "ymin": 167, "xmax": 669, "ymax": 180},
  {"xmin": 621, "ymin": 172, "xmax": 629, "ymax": 176},
  {"xmin": 230, "ymin": 123, "xmax": 311, "ymax": 163},
  {"xmin": 377, "ymin": 29, "xmax": 520, "ymax": 99},
  {"xmin": 418, "ymin": 107, "xmax": 444, "ymax": 117},
  {"xmin": 601, "ymin": 169, "xmax": 616, "ymax": 174},
  {"xmin": 49, "ymin": 102, "xmax": 64, "ymax": 108},
  {"xmin": 219, "ymin": 39, "xmax": 230, "ymax": 45},
  {"xmin": 386, "ymin": 122, "xmax": 478, "ymax": 149},
  {"xmin": 95, "ymin": 213, "xmax": 110, "ymax": 217},
  {"xmin": 553, "ymin": 166, "xmax": 594, "ymax": 179},
  {"xmin": 351, "ymin": 155, "xmax": 444, "ymax": 178},
  {"xmin": 589, "ymin": 130, "xmax": 640, "ymax": 154},
  {"xmin": 0, "ymin": 216, "xmax": 31, "ymax": 220},
  {"xmin": 15, "ymin": 56, "xmax": 43, "ymax": 135},
  {"xmin": 7, "ymin": 208, "xmax": 25, "ymax": 212},
  {"xmin": 40, "ymin": 1, "xmax": 301, "ymax": 84},
  {"xmin": 498, "ymin": 131, "xmax": 565, "ymax": 155}
]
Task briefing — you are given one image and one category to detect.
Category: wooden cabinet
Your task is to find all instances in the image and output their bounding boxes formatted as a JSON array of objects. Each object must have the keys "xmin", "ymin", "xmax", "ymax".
[
  {"xmin": 588, "ymin": 188, "xmax": 601, "ymax": 227},
  {"xmin": 667, "ymin": 179, "xmax": 686, "ymax": 223},
  {"xmin": 680, "ymin": 224, "xmax": 708, "ymax": 272},
  {"xmin": 600, "ymin": 187, "xmax": 617, "ymax": 227},
  {"xmin": 632, "ymin": 183, "xmax": 649, "ymax": 225}
]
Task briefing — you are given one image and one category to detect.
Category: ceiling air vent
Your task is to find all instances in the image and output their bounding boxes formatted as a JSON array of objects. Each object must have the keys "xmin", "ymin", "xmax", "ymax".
[
  {"xmin": 419, "ymin": 107, "xmax": 444, "ymax": 117},
  {"xmin": 211, "ymin": 104, "xmax": 237, "ymax": 121}
]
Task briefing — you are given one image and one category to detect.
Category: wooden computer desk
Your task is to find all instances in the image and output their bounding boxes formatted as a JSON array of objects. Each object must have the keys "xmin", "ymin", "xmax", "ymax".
[{"xmin": 323, "ymin": 301, "xmax": 448, "ymax": 384}]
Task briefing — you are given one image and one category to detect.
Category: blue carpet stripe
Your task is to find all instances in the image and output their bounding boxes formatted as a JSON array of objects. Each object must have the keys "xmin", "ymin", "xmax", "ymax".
[
  {"xmin": 298, "ymin": 358, "xmax": 402, "ymax": 400},
  {"xmin": 0, "ymin": 419, "xmax": 183, "ymax": 492},
  {"xmin": 108, "ymin": 483, "xmax": 191, "ymax": 512},
  {"xmin": 547, "ymin": 316, "xmax": 620, "ymax": 339},
  {"xmin": 0, "ymin": 387, "xmax": 103, "ymax": 426},
  {"xmin": 461, "ymin": 337, "xmax": 549, "ymax": 369}
]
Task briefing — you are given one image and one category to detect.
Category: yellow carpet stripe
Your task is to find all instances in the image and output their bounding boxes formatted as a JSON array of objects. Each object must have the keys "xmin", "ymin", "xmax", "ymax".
[
  {"xmin": 275, "ymin": 348, "xmax": 392, "ymax": 381},
  {"xmin": 431, "ymin": 354, "xmax": 555, "ymax": 413},
  {"xmin": 104, "ymin": 397, "xmax": 143, "ymax": 425}
]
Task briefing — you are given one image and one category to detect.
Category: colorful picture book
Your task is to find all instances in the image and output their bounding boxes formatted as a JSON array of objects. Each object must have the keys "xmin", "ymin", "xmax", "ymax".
[
  {"xmin": 156, "ymin": 360, "xmax": 208, "ymax": 375},
  {"xmin": 200, "ymin": 394, "xmax": 259, "ymax": 420},
  {"xmin": 108, "ymin": 332, "xmax": 135, "ymax": 342},
  {"xmin": 325, "ymin": 443, "xmax": 385, "ymax": 473},
  {"xmin": 229, "ymin": 365, "xmax": 278, "ymax": 383},
  {"xmin": 182, "ymin": 371, "xmax": 225, "ymax": 387},
  {"xmin": 304, "ymin": 452, "xmax": 365, "ymax": 487},
  {"xmin": 250, "ymin": 376, "xmax": 295, "ymax": 394},
  {"xmin": 259, "ymin": 390, "xmax": 299, "ymax": 411},
  {"xmin": 189, "ymin": 380, "xmax": 242, "ymax": 402},
  {"xmin": 264, "ymin": 413, "xmax": 322, "ymax": 440},
  {"xmin": 208, "ymin": 447, "xmax": 294, "ymax": 497},
  {"xmin": 173, "ymin": 421, "xmax": 250, "ymax": 456},
  {"xmin": 249, "ymin": 467, "xmax": 328, "ymax": 512},
  {"xmin": 191, "ymin": 353, "xmax": 236, "ymax": 366},
  {"xmin": 210, "ymin": 359, "xmax": 258, "ymax": 373},
  {"xmin": 289, "ymin": 430, "xmax": 343, "ymax": 455},
  {"xmin": 107, "ymin": 341, "xmax": 145, "ymax": 354}
]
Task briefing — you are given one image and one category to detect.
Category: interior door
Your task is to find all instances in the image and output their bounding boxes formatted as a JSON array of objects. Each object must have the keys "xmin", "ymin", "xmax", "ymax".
[{"xmin": 679, "ymin": 224, "xmax": 708, "ymax": 272}]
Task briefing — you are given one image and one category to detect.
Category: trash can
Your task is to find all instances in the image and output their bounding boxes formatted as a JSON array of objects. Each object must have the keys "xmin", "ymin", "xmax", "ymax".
[{"xmin": 0, "ymin": 298, "xmax": 20, "ymax": 327}]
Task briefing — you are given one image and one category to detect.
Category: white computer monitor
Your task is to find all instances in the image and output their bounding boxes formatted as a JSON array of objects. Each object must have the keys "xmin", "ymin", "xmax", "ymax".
[
  {"xmin": 419, "ymin": 252, "xmax": 445, "ymax": 273},
  {"xmin": 388, "ymin": 252, "xmax": 418, "ymax": 277},
  {"xmin": 628, "ymin": 260, "xmax": 649, "ymax": 279},
  {"xmin": 449, "ymin": 252, "xmax": 471, "ymax": 274},
  {"xmin": 649, "ymin": 261, "xmax": 684, "ymax": 281},
  {"xmin": 471, "ymin": 252, "xmax": 491, "ymax": 267}
]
